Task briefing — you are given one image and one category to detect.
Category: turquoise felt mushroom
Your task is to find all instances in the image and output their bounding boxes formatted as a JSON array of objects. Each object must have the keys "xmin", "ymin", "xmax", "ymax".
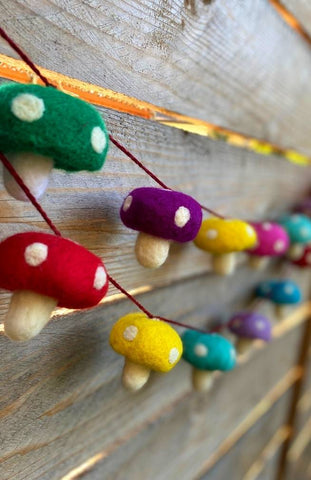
[
  {"xmin": 0, "ymin": 83, "xmax": 109, "ymax": 201},
  {"xmin": 181, "ymin": 330, "xmax": 236, "ymax": 391},
  {"xmin": 279, "ymin": 214, "xmax": 311, "ymax": 260},
  {"xmin": 255, "ymin": 279, "xmax": 302, "ymax": 319}
]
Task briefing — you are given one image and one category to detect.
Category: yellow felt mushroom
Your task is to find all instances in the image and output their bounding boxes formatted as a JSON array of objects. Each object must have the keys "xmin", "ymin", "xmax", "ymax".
[
  {"xmin": 109, "ymin": 312, "xmax": 183, "ymax": 391},
  {"xmin": 194, "ymin": 218, "xmax": 257, "ymax": 275}
]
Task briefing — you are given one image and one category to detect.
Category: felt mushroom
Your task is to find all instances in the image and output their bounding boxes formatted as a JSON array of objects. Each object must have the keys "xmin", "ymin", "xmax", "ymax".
[
  {"xmin": 228, "ymin": 312, "xmax": 272, "ymax": 354},
  {"xmin": 290, "ymin": 244, "xmax": 311, "ymax": 268},
  {"xmin": 109, "ymin": 312, "xmax": 183, "ymax": 391},
  {"xmin": 181, "ymin": 330, "xmax": 236, "ymax": 391},
  {"xmin": 255, "ymin": 279, "xmax": 278, "ymax": 299},
  {"xmin": 0, "ymin": 232, "xmax": 109, "ymax": 341},
  {"xmin": 294, "ymin": 197, "xmax": 311, "ymax": 217},
  {"xmin": 279, "ymin": 214, "xmax": 311, "ymax": 260},
  {"xmin": 120, "ymin": 187, "xmax": 202, "ymax": 268},
  {"xmin": 0, "ymin": 83, "xmax": 109, "ymax": 201},
  {"xmin": 269, "ymin": 280, "xmax": 302, "ymax": 319},
  {"xmin": 247, "ymin": 222, "xmax": 289, "ymax": 270},
  {"xmin": 194, "ymin": 217, "xmax": 257, "ymax": 275}
]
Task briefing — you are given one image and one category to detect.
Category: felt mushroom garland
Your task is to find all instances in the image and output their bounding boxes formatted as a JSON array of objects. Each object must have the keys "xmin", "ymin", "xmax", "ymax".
[
  {"xmin": 109, "ymin": 312, "xmax": 183, "ymax": 391},
  {"xmin": 255, "ymin": 279, "xmax": 302, "ymax": 319},
  {"xmin": 0, "ymin": 232, "xmax": 109, "ymax": 341},
  {"xmin": 181, "ymin": 330, "xmax": 236, "ymax": 391},
  {"xmin": 228, "ymin": 312, "xmax": 272, "ymax": 354},
  {"xmin": 279, "ymin": 214, "xmax": 311, "ymax": 260},
  {"xmin": 290, "ymin": 244, "xmax": 311, "ymax": 268},
  {"xmin": 120, "ymin": 187, "xmax": 202, "ymax": 268},
  {"xmin": 0, "ymin": 83, "xmax": 109, "ymax": 201},
  {"xmin": 247, "ymin": 222, "xmax": 289, "ymax": 270},
  {"xmin": 194, "ymin": 217, "xmax": 257, "ymax": 275}
]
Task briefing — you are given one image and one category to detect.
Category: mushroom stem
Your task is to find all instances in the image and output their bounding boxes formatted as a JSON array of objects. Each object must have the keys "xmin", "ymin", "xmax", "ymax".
[
  {"xmin": 248, "ymin": 256, "xmax": 269, "ymax": 271},
  {"xmin": 274, "ymin": 304, "xmax": 287, "ymax": 320},
  {"xmin": 236, "ymin": 338, "xmax": 253, "ymax": 355},
  {"xmin": 192, "ymin": 369, "xmax": 214, "ymax": 392},
  {"xmin": 287, "ymin": 244, "xmax": 304, "ymax": 260},
  {"xmin": 122, "ymin": 359, "xmax": 151, "ymax": 391},
  {"xmin": 212, "ymin": 253, "xmax": 236, "ymax": 276},
  {"xmin": 4, "ymin": 290, "xmax": 57, "ymax": 341},
  {"xmin": 135, "ymin": 232, "xmax": 170, "ymax": 268},
  {"xmin": 3, "ymin": 152, "xmax": 53, "ymax": 201}
]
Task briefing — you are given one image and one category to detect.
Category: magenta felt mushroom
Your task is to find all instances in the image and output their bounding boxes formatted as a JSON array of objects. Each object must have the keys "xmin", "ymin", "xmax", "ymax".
[
  {"xmin": 247, "ymin": 222, "xmax": 289, "ymax": 270},
  {"xmin": 228, "ymin": 312, "xmax": 272, "ymax": 354},
  {"xmin": 120, "ymin": 187, "xmax": 202, "ymax": 268}
]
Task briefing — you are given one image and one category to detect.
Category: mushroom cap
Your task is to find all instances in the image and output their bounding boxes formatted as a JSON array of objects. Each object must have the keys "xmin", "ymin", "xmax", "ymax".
[
  {"xmin": 0, "ymin": 83, "xmax": 108, "ymax": 171},
  {"xmin": 194, "ymin": 218, "xmax": 257, "ymax": 254},
  {"xmin": 109, "ymin": 312, "xmax": 183, "ymax": 372},
  {"xmin": 228, "ymin": 312, "xmax": 272, "ymax": 341},
  {"xmin": 279, "ymin": 214, "xmax": 311, "ymax": 244},
  {"xmin": 269, "ymin": 280, "xmax": 302, "ymax": 305},
  {"xmin": 0, "ymin": 232, "xmax": 109, "ymax": 308},
  {"xmin": 290, "ymin": 244, "xmax": 311, "ymax": 268},
  {"xmin": 181, "ymin": 330, "xmax": 236, "ymax": 371},
  {"xmin": 294, "ymin": 197, "xmax": 311, "ymax": 217},
  {"xmin": 255, "ymin": 279, "xmax": 278, "ymax": 299},
  {"xmin": 120, "ymin": 187, "xmax": 202, "ymax": 242},
  {"xmin": 247, "ymin": 222, "xmax": 289, "ymax": 257}
]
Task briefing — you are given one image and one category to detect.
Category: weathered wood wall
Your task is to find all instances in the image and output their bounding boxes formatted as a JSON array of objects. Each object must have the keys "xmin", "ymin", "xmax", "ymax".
[{"xmin": 0, "ymin": 1, "xmax": 311, "ymax": 479}]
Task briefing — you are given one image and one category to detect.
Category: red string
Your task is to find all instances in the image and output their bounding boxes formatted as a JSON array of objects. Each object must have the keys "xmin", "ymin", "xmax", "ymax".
[
  {"xmin": 109, "ymin": 134, "xmax": 225, "ymax": 219},
  {"xmin": 0, "ymin": 27, "xmax": 53, "ymax": 88}
]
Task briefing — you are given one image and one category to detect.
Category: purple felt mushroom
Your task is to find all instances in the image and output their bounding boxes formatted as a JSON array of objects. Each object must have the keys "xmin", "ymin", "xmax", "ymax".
[
  {"xmin": 228, "ymin": 311, "xmax": 272, "ymax": 354},
  {"xmin": 247, "ymin": 222, "xmax": 289, "ymax": 270},
  {"xmin": 120, "ymin": 187, "xmax": 202, "ymax": 268}
]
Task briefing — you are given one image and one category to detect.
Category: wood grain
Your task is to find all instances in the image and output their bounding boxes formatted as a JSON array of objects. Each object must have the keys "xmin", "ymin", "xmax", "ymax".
[
  {"xmin": 282, "ymin": 0, "xmax": 311, "ymax": 36},
  {"xmin": 1, "ymin": 0, "xmax": 311, "ymax": 154}
]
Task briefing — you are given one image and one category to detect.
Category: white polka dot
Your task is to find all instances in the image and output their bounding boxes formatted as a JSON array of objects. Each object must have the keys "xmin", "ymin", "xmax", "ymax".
[
  {"xmin": 194, "ymin": 343, "xmax": 208, "ymax": 357},
  {"xmin": 246, "ymin": 225, "xmax": 255, "ymax": 237},
  {"xmin": 123, "ymin": 195, "xmax": 133, "ymax": 212},
  {"xmin": 274, "ymin": 239, "xmax": 285, "ymax": 253},
  {"xmin": 174, "ymin": 206, "xmax": 191, "ymax": 228},
  {"xmin": 93, "ymin": 266, "xmax": 107, "ymax": 290},
  {"xmin": 91, "ymin": 126, "xmax": 107, "ymax": 154},
  {"xmin": 206, "ymin": 229, "xmax": 218, "ymax": 239},
  {"xmin": 263, "ymin": 222, "xmax": 272, "ymax": 231},
  {"xmin": 123, "ymin": 325, "xmax": 138, "ymax": 341},
  {"xmin": 230, "ymin": 349, "xmax": 236, "ymax": 361},
  {"xmin": 290, "ymin": 244, "xmax": 304, "ymax": 259},
  {"xmin": 11, "ymin": 94, "xmax": 45, "ymax": 122},
  {"xmin": 284, "ymin": 284, "xmax": 294, "ymax": 294},
  {"xmin": 169, "ymin": 347, "xmax": 179, "ymax": 364},
  {"xmin": 306, "ymin": 252, "xmax": 311, "ymax": 264},
  {"xmin": 256, "ymin": 320, "xmax": 266, "ymax": 330},
  {"xmin": 300, "ymin": 227, "xmax": 309, "ymax": 238},
  {"xmin": 24, "ymin": 242, "xmax": 48, "ymax": 266}
]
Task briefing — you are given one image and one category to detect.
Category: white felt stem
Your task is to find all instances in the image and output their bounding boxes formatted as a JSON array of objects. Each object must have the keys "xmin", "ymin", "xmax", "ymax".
[
  {"xmin": 135, "ymin": 232, "xmax": 170, "ymax": 268},
  {"xmin": 274, "ymin": 304, "xmax": 287, "ymax": 320},
  {"xmin": 122, "ymin": 359, "xmax": 151, "ymax": 391},
  {"xmin": 236, "ymin": 338, "xmax": 253, "ymax": 354},
  {"xmin": 212, "ymin": 252, "xmax": 236, "ymax": 275},
  {"xmin": 287, "ymin": 244, "xmax": 304, "ymax": 260},
  {"xmin": 4, "ymin": 290, "xmax": 58, "ymax": 341},
  {"xmin": 3, "ymin": 152, "xmax": 53, "ymax": 201},
  {"xmin": 248, "ymin": 255, "xmax": 269, "ymax": 271},
  {"xmin": 192, "ymin": 369, "xmax": 214, "ymax": 392}
]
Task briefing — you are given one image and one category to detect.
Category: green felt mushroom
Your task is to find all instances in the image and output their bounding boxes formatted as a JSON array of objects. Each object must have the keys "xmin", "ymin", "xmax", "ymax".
[
  {"xmin": 0, "ymin": 83, "xmax": 109, "ymax": 201},
  {"xmin": 181, "ymin": 330, "xmax": 236, "ymax": 392}
]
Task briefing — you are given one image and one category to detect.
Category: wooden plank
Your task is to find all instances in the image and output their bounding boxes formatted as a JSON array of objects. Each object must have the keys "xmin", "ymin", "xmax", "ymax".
[
  {"xmin": 2, "ymin": 1, "xmax": 311, "ymax": 153},
  {"xmin": 0, "ymin": 295, "xmax": 304, "ymax": 480}
]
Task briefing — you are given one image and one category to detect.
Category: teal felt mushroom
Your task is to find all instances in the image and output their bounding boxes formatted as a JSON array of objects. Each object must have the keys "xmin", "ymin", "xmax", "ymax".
[
  {"xmin": 279, "ymin": 214, "xmax": 311, "ymax": 260},
  {"xmin": 0, "ymin": 83, "xmax": 109, "ymax": 201},
  {"xmin": 181, "ymin": 330, "xmax": 236, "ymax": 391}
]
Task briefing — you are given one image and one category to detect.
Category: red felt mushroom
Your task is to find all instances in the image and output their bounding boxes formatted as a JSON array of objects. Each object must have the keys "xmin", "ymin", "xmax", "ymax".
[
  {"xmin": 0, "ymin": 232, "xmax": 109, "ymax": 341},
  {"xmin": 290, "ymin": 244, "xmax": 311, "ymax": 268}
]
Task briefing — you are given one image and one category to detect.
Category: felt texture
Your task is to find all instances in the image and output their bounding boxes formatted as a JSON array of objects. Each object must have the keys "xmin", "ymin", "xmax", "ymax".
[
  {"xmin": 255, "ymin": 280, "xmax": 278, "ymax": 298},
  {"xmin": 228, "ymin": 312, "xmax": 271, "ymax": 341},
  {"xmin": 247, "ymin": 222, "xmax": 289, "ymax": 256},
  {"xmin": 0, "ymin": 232, "xmax": 109, "ymax": 308},
  {"xmin": 120, "ymin": 187, "xmax": 202, "ymax": 242},
  {"xmin": 279, "ymin": 214, "xmax": 311, "ymax": 244},
  {"xmin": 256, "ymin": 279, "xmax": 301, "ymax": 305},
  {"xmin": 109, "ymin": 312, "xmax": 183, "ymax": 372},
  {"xmin": 291, "ymin": 244, "xmax": 311, "ymax": 268},
  {"xmin": 194, "ymin": 218, "xmax": 257, "ymax": 254},
  {"xmin": 0, "ymin": 83, "xmax": 109, "ymax": 171},
  {"xmin": 181, "ymin": 330, "xmax": 236, "ymax": 371}
]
